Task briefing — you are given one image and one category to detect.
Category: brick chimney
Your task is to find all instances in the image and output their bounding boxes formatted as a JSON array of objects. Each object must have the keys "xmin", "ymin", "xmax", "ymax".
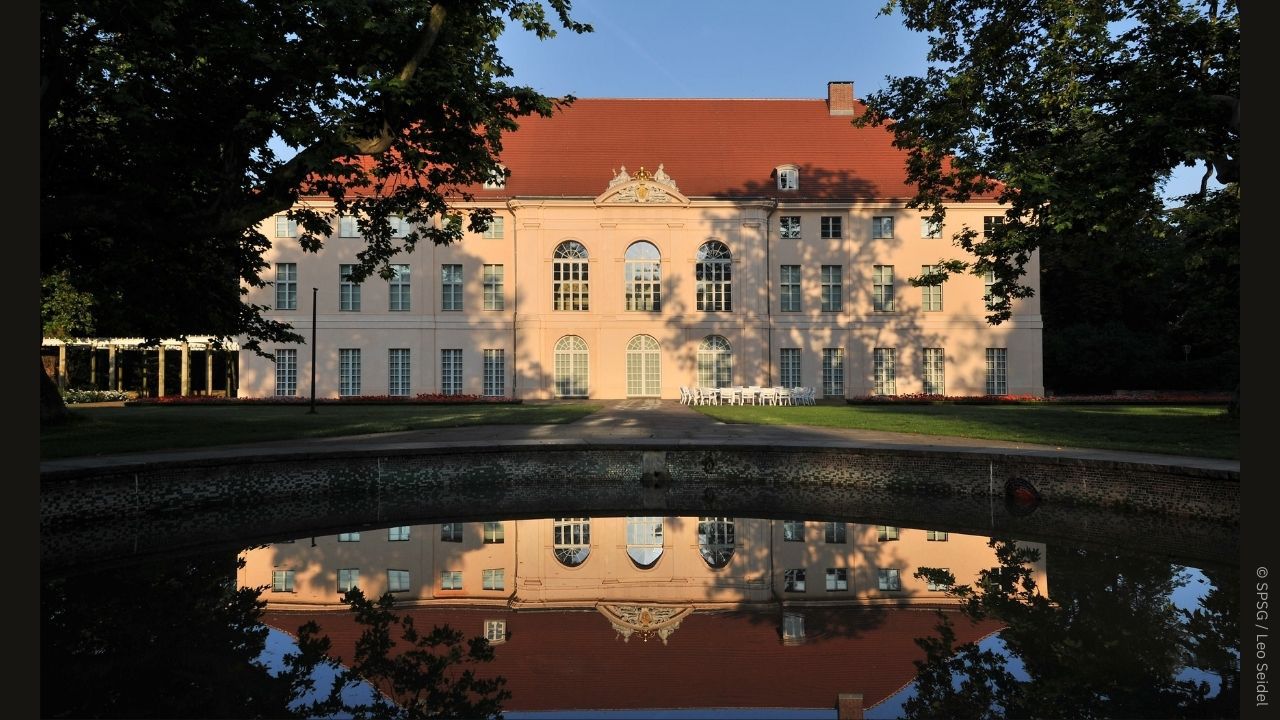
[
  {"xmin": 836, "ymin": 693, "xmax": 865, "ymax": 720},
  {"xmin": 827, "ymin": 81, "xmax": 856, "ymax": 115}
]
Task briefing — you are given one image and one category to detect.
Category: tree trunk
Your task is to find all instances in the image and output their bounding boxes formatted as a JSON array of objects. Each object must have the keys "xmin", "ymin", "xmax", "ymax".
[{"xmin": 41, "ymin": 358, "xmax": 69, "ymax": 425}]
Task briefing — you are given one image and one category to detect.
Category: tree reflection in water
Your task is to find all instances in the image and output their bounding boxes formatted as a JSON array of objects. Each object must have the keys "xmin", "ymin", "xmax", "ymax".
[{"xmin": 908, "ymin": 540, "xmax": 1240, "ymax": 720}]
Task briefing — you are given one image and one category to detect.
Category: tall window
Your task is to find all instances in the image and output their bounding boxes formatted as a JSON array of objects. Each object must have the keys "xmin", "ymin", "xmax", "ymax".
[
  {"xmin": 780, "ymin": 265, "xmax": 801, "ymax": 312},
  {"xmin": 784, "ymin": 569, "xmax": 806, "ymax": 592},
  {"xmin": 485, "ymin": 620, "xmax": 506, "ymax": 644},
  {"xmin": 872, "ymin": 216, "xmax": 894, "ymax": 239},
  {"xmin": 440, "ymin": 349, "xmax": 462, "ymax": 395},
  {"xmin": 275, "ymin": 263, "xmax": 297, "ymax": 310},
  {"xmin": 388, "ymin": 569, "xmax": 411, "ymax": 593},
  {"xmin": 483, "ymin": 165, "xmax": 506, "ymax": 189},
  {"xmin": 553, "ymin": 517, "xmax": 591, "ymax": 567},
  {"xmin": 388, "ymin": 348, "xmax": 411, "ymax": 396},
  {"xmin": 822, "ymin": 348, "xmax": 844, "ymax": 397},
  {"xmin": 482, "ymin": 216, "xmax": 505, "ymax": 239},
  {"xmin": 441, "ymin": 264, "xmax": 462, "ymax": 311},
  {"xmin": 821, "ymin": 216, "xmax": 842, "ymax": 238},
  {"xmin": 339, "ymin": 264, "xmax": 361, "ymax": 311},
  {"xmin": 483, "ymin": 522, "xmax": 505, "ymax": 543},
  {"xmin": 626, "ymin": 335, "xmax": 661, "ymax": 397},
  {"xmin": 339, "ymin": 348, "xmax": 361, "ymax": 397},
  {"xmin": 553, "ymin": 336, "xmax": 589, "ymax": 397},
  {"xmin": 695, "ymin": 241, "xmax": 732, "ymax": 312},
  {"xmin": 482, "ymin": 568, "xmax": 505, "ymax": 591},
  {"xmin": 874, "ymin": 347, "xmax": 896, "ymax": 395},
  {"xmin": 920, "ymin": 265, "xmax": 943, "ymax": 311},
  {"xmin": 921, "ymin": 216, "xmax": 943, "ymax": 238},
  {"xmin": 274, "ymin": 349, "xmax": 297, "ymax": 396},
  {"xmin": 391, "ymin": 216, "xmax": 412, "ymax": 237},
  {"xmin": 983, "ymin": 215, "xmax": 1005, "ymax": 238},
  {"xmin": 986, "ymin": 348, "xmax": 1008, "ymax": 395},
  {"xmin": 440, "ymin": 570, "xmax": 463, "ymax": 590},
  {"xmin": 339, "ymin": 215, "xmax": 360, "ymax": 238},
  {"xmin": 821, "ymin": 265, "xmax": 842, "ymax": 311},
  {"xmin": 777, "ymin": 166, "xmax": 798, "ymax": 190},
  {"xmin": 624, "ymin": 241, "xmax": 662, "ymax": 311},
  {"xmin": 440, "ymin": 523, "xmax": 463, "ymax": 542},
  {"xmin": 983, "ymin": 269, "xmax": 996, "ymax": 309},
  {"xmin": 483, "ymin": 264, "xmax": 505, "ymax": 310},
  {"xmin": 780, "ymin": 348, "xmax": 801, "ymax": 388},
  {"xmin": 389, "ymin": 264, "xmax": 410, "ymax": 311},
  {"xmin": 826, "ymin": 568, "xmax": 848, "ymax": 591},
  {"xmin": 626, "ymin": 516, "xmax": 665, "ymax": 568},
  {"xmin": 779, "ymin": 216, "xmax": 801, "ymax": 239},
  {"xmin": 272, "ymin": 570, "xmax": 295, "ymax": 592},
  {"xmin": 783, "ymin": 520, "xmax": 805, "ymax": 542},
  {"xmin": 388, "ymin": 526, "xmax": 411, "ymax": 541},
  {"xmin": 824, "ymin": 522, "xmax": 847, "ymax": 544},
  {"xmin": 483, "ymin": 349, "xmax": 505, "ymax": 397},
  {"xmin": 698, "ymin": 517, "xmax": 735, "ymax": 568},
  {"xmin": 923, "ymin": 347, "xmax": 945, "ymax": 395},
  {"xmin": 878, "ymin": 568, "xmax": 901, "ymax": 591},
  {"xmin": 275, "ymin": 215, "xmax": 297, "ymax": 237},
  {"xmin": 697, "ymin": 335, "xmax": 733, "ymax": 388},
  {"xmin": 552, "ymin": 241, "xmax": 590, "ymax": 311},
  {"xmin": 338, "ymin": 568, "xmax": 360, "ymax": 593},
  {"xmin": 872, "ymin": 265, "xmax": 894, "ymax": 311}
]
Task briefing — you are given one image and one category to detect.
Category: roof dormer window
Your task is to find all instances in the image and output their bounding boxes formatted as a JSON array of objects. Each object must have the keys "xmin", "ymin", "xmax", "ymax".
[
  {"xmin": 483, "ymin": 164, "xmax": 507, "ymax": 190},
  {"xmin": 776, "ymin": 165, "xmax": 799, "ymax": 191}
]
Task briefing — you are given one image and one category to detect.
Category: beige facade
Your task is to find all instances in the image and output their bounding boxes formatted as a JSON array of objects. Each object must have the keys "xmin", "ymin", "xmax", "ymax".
[
  {"xmin": 238, "ymin": 517, "xmax": 1048, "ymax": 612},
  {"xmin": 237, "ymin": 185, "xmax": 1043, "ymax": 399}
]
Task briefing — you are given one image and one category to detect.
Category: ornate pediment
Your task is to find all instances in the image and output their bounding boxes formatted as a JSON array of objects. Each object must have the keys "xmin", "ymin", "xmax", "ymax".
[
  {"xmin": 596, "ymin": 164, "xmax": 689, "ymax": 206},
  {"xmin": 597, "ymin": 603, "xmax": 694, "ymax": 644}
]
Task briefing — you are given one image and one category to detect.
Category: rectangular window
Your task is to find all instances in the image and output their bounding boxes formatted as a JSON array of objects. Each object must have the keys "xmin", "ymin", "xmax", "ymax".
[
  {"xmin": 780, "ymin": 348, "xmax": 801, "ymax": 389},
  {"xmin": 824, "ymin": 522, "xmax": 847, "ymax": 544},
  {"xmin": 483, "ymin": 521, "xmax": 505, "ymax": 544},
  {"xmin": 338, "ymin": 532, "xmax": 360, "ymax": 542},
  {"xmin": 443, "ymin": 214, "xmax": 461, "ymax": 235},
  {"xmin": 921, "ymin": 265, "xmax": 943, "ymax": 311},
  {"xmin": 441, "ymin": 264, "xmax": 462, "ymax": 311},
  {"xmin": 338, "ymin": 264, "xmax": 361, "ymax": 311},
  {"xmin": 782, "ymin": 613, "xmax": 805, "ymax": 642},
  {"xmin": 340, "ymin": 215, "xmax": 360, "ymax": 238},
  {"xmin": 483, "ymin": 264, "xmax": 505, "ymax": 310},
  {"xmin": 923, "ymin": 347, "xmax": 945, "ymax": 395},
  {"xmin": 822, "ymin": 348, "xmax": 844, "ymax": 397},
  {"xmin": 986, "ymin": 348, "xmax": 1008, "ymax": 395},
  {"xmin": 272, "ymin": 570, "xmax": 295, "ymax": 593},
  {"xmin": 482, "ymin": 216, "xmax": 505, "ymax": 239},
  {"xmin": 440, "ymin": 349, "xmax": 462, "ymax": 396},
  {"xmin": 877, "ymin": 525, "xmax": 900, "ymax": 542},
  {"xmin": 389, "ymin": 264, "xmax": 410, "ymax": 311},
  {"xmin": 482, "ymin": 568, "xmax": 505, "ymax": 591},
  {"xmin": 820, "ymin": 265, "xmax": 842, "ymax": 312},
  {"xmin": 927, "ymin": 569, "xmax": 951, "ymax": 591},
  {"xmin": 485, "ymin": 620, "xmax": 507, "ymax": 643},
  {"xmin": 440, "ymin": 570, "xmax": 462, "ymax": 590},
  {"xmin": 784, "ymin": 569, "xmax": 806, "ymax": 593},
  {"xmin": 926, "ymin": 530, "xmax": 949, "ymax": 542},
  {"xmin": 441, "ymin": 523, "xmax": 463, "ymax": 542},
  {"xmin": 274, "ymin": 348, "xmax": 297, "ymax": 396},
  {"xmin": 872, "ymin": 216, "xmax": 894, "ymax": 239},
  {"xmin": 873, "ymin": 347, "xmax": 896, "ymax": 395},
  {"xmin": 483, "ymin": 349, "xmax": 505, "ymax": 397},
  {"xmin": 872, "ymin": 265, "xmax": 894, "ymax": 311},
  {"xmin": 387, "ymin": 569, "xmax": 411, "ymax": 593},
  {"xmin": 820, "ymin": 216, "xmax": 842, "ymax": 239},
  {"xmin": 780, "ymin": 265, "xmax": 801, "ymax": 312},
  {"xmin": 983, "ymin": 270, "xmax": 996, "ymax": 309},
  {"xmin": 826, "ymin": 568, "xmax": 848, "ymax": 592},
  {"xmin": 922, "ymin": 216, "xmax": 942, "ymax": 238},
  {"xmin": 388, "ymin": 348, "xmax": 411, "ymax": 396},
  {"xmin": 388, "ymin": 526, "xmax": 411, "ymax": 541},
  {"xmin": 275, "ymin": 263, "xmax": 297, "ymax": 310},
  {"xmin": 780, "ymin": 215, "xmax": 801, "ymax": 239},
  {"xmin": 983, "ymin": 215, "xmax": 1005, "ymax": 238},
  {"xmin": 338, "ymin": 568, "xmax": 360, "ymax": 593},
  {"xmin": 783, "ymin": 520, "xmax": 805, "ymax": 542},
  {"xmin": 274, "ymin": 215, "xmax": 297, "ymax": 238},
  {"xmin": 878, "ymin": 568, "xmax": 901, "ymax": 591},
  {"xmin": 339, "ymin": 348, "xmax": 361, "ymax": 397}
]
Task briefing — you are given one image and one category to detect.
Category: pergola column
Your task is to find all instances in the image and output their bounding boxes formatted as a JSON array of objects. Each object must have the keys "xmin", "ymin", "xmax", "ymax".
[
  {"xmin": 180, "ymin": 341, "xmax": 190, "ymax": 396},
  {"xmin": 90, "ymin": 348, "xmax": 98, "ymax": 389},
  {"xmin": 205, "ymin": 346, "xmax": 214, "ymax": 395},
  {"xmin": 108, "ymin": 344, "xmax": 118, "ymax": 392},
  {"xmin": 157, "ymin": 346, "xmax": 166, "ymax": 397},
  {"xmin": 57, "ymin": 344, "xmax": 68, "ymax": 390}
]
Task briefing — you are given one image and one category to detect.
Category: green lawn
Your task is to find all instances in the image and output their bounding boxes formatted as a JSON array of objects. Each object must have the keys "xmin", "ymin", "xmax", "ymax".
[
  {"xmin": 693, "ymin": 403, "xmax": 1238, "ymax": 459},
  {"xmin": 40, "ymin": 403, "xmax": 602, "ymax": 460}
]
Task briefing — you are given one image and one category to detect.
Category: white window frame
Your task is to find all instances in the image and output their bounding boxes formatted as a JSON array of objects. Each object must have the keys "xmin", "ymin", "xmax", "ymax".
[
  {"xmin": 485, "ymin": 620, "xmax": 507, "ymax": 644},
  {"xmin": 337, "ymin": 568, "xmax": 360, "ymax": 593},
  {"xmin": 274, "ymin": 215, "xmax": 297, "ymax": 238},
  {"xmin": 820, "ymin": 265, "xmax": 842, "ymax": 312},
  {"xmin": 822, "ymin": 348, "xmax": 845, "ymax": 398},
  {"xmin": 274, "ymin": 348, "xmax": 297, "ymax": 397},
  {"xmin": 779, "ymin": 215, "xmax": 801, "ymax": 240},
  {"xmin": 553, "ymin": 336, "xmax": 589, "ymax": 398},
  {"xmin": 441, "ymin": 264, "xmax": 463, "ymax": 311},
  {"xmin": 923, "ymin": 347, "xmax": 945, "ymax": 395},
  {"xmin": 782, "ymin": 519, "xmax": 805, "ymax": 542},
  {"xmin": 338, "ymin": 532, "xmax": 360, "ymax": 542},
  {"xmin": 873, "ymin": 347, "xmax": 896, "ymax": 396},
  {"xmin": 483, "ymin": 264, "xmax": 505, "ymax": 310},
  {"xmin": 553, "ymin": 517, "xmax": 591, "ymax": 567},
  {"xmin": 698, "ymin": 517, "xmax": 735, "ymax": 569},
  {"xmin": 625, "ymin": 516, "xmax": 665, "ymax": 568},
  {"xmin": 820, "ymin": 215, "xmax": 842, "ymax": 239},
  {"xmin": 483, "ymin": 521, "xmax": 505, "ymax": 544},
  {"xmin": 826, "ymin": 568, "xmax": 848, "ymax": 592},
  {"xmin": 440, "ymin": 523, "xmax": 463, "ymax": 542},
  {"xmin": 483, "ymin": 349, "xmax": 505, "ymax": 397},
  {"xmin": 440, "ymin": 348, "xmax": 462, "ymax": 396},
  {"xmin": 388, "ymin": 526, "xmax": 411, "ymax": 541},
  {"xmin": 440, "ymin": 570, "xmax": 463, "ymax": 590},
  {"xmin": 389, "ymin": 264, "xmax": 411, "ymax": 311},
  {"xmin": 926, "ymin": 530, "xmax": 949, "ymax": 542},
  {"xmin": 921, "ymin": 265, "xmax": 943, "ymax": 312},
  {"xmin": 275, "ymin": 263, "xmax": 297, "ymax": 310},
  {"xmin": 696, "ymin": 335, "xmax": 733, "ymax": 388},
  {"xmin": 482, "ymin": 215, "xmax": 505, "ymax": 239},
  {"xmin": 780, "ymin": 265, "xmax": 801, "ymax": 312},
  {"xmin": 878, "ymin": 568, "xmax": 901, "ymax": 591},
  {"xmin": 482, "ymin": 568, "xmax": 505, "ymax": 591},
  {"xmin": 784, "ymin": 568, "xmax": 806, "ymax": 593},
  {"xmin": 872, "ymin": 265, "xmax": 894, "ymax": 312},
  {"xmin": 696, "ymin": 241, "xmax": 733, "ymax": 312},
  {"xmin": 824, "ymin": 522, "xmax": 847, "ymax": 544},
  {"xmin": 877, "ymin": 525, "xmax": 900, "ymax": 541},
  {"xmin": 387, "ymin": 569, "xmax": 411, "ymax": 593},
  {"xmin": 272, "ymin": 569, "xmax": 295, "ymax": 593},
  {"xmin": 872, "ymin": 216, "xmax": 895, "ymax": 239},
  {"xmin": 339, "ymin": 348, "xmax": 361, "ymax": 397},
  {"xmin": 922, "ymin": 216, "xmax": 942, "ymax": 239},
  {"xmin": 339, "ymin": 264, "xmax": 361, "ymax": 311},
  {"xmin": 624, "ymin": 241, "xmax": 662, "ymax": 312},
  {"xmin": 388, "ymin": 348, "xmax": 411, "ymax": 396},
  {"xmin": 552, "ymin": 241, "xmax": 590, "ymax": 311},
  {"xmin": 986, "ymin": 347, "xmax": 1008, "ymax": 395},
  {"xmin": 625, "ymin": 335, "xmax": 661, "ymax": 398},
  {"xmin": 927, "ymin": 569, "xmax": 951, "ymax": 591},
  {"xmin": 777, "ymin": 166, "xmax": 799, "ymax": 191},
  {"xmin": 340, "ymin": 215, "xmax": 360, "ymax": 238},
  {"xmin": 780, "ymin": 348, "xmax": 801, "ymax": 388}
]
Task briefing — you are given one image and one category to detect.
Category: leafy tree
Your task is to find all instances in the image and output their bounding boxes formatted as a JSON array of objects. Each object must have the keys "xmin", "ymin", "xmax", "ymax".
[{"xmin": 855, "ymin": 0, "xmax": 1239, "ymax": 330}]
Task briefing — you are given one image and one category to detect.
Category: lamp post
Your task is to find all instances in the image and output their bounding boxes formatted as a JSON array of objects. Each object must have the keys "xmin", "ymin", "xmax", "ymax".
[{"xmin": 309, "ymin": 287, "xmax": 318, "ymax": 414}]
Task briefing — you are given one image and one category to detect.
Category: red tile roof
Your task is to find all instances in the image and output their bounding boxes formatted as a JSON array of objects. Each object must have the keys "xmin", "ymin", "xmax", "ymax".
[{"xmin": 265, "ymin": 605, "xmax": 1003, "ymax": 712}]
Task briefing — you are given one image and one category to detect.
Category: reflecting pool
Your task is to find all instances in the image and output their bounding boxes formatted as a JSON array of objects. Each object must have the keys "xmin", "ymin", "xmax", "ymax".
[{"xmin": 41, "ymin": 508, "xmax": 1240, "ymax": 718}]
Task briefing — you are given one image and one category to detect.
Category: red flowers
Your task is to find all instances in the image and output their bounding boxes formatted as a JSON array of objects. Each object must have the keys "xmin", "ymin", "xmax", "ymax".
[{"xmin": 124, "ymin": 393, "xmax": 515, "ymax": 406}]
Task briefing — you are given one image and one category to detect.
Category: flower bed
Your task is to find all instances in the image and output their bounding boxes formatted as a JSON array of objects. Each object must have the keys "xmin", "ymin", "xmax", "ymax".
[
  {"xmin": 124, "ymin": 393, "xmax": 521, "ymax": 406},
  {"xmin": 847, "ymin": 391, "xmax": 1232, "ymax": 405}
]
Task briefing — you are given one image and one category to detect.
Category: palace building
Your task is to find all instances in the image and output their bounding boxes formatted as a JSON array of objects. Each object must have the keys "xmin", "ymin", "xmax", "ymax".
[{"xmin": 236, "ymin": 82, "xmax": 1044, "ymax": 400}]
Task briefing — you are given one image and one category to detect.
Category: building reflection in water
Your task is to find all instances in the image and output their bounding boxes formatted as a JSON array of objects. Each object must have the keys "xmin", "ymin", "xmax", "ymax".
[{"xmin": 239, "ymin": 517, "xmax": 1047, "ymax": 714}]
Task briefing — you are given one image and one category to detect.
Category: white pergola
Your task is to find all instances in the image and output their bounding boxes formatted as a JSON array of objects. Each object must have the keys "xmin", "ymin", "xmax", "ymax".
[{"xmin": 41, "ymin": 336, "xmax": 241, "ymax": 396}]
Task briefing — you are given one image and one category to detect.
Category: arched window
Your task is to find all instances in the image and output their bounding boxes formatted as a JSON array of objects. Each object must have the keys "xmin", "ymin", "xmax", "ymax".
[
  {"xmin": 626, "ymin": 516, "xmax": 664, "ymax": 569},
  {"xmin": 624, "ymin": 241, "xmax": 662, "ymax": 312},
  {"xmin": 698, "ymin": 517, "xmax": 735, "ymax": 569},
  {"xmin": 696, "ymin": 241, "xmax": 732, "ymax": 312},
  {"xmin": 626, "ymin": 335, "xmax": 661, "ymax": 397},
  {"xmin": 776, "ymin": 165, "xmax": 799, "ymax": 191},
  {"xmin": 553, "ymin": 241, "xmax": 589, "ymax": 311},
  {"xmin": 554, "ymin": 335, "xmax": 589, "ymax": 397},
  {"xmin": 553, "ymin": 517, "xmax": 590, "ymax": 567},
  {"xmin": 697, "ymin": 335, "xmax": 733, "ymax": 388}
]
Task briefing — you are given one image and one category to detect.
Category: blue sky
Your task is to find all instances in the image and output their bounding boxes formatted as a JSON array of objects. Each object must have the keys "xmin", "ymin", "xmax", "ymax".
[{"xmin": 495, "ymin": 0, "xmax": 1219, "ymax": 202}]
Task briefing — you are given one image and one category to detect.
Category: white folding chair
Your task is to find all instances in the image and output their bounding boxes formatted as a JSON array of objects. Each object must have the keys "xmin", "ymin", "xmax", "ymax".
[
  {"xmin": 759, "ymin": 387, "xmax": 777, "ymax": 405},
  {"xmin": 678, "ymin": 386, "xmax": 691, "ymax": 405},
  {"xmin": 776, "ymin": 387, "xmax": 792, "ymax": 405},
  {"xmin": 745, "ymin": 385, "xmax": 760, "ymax": 405}
]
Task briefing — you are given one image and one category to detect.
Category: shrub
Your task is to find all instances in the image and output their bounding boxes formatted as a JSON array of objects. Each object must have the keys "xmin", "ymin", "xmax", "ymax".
[{"xmin": 61, "ymin": 388, "xmax": 130, "ymax": 404}]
